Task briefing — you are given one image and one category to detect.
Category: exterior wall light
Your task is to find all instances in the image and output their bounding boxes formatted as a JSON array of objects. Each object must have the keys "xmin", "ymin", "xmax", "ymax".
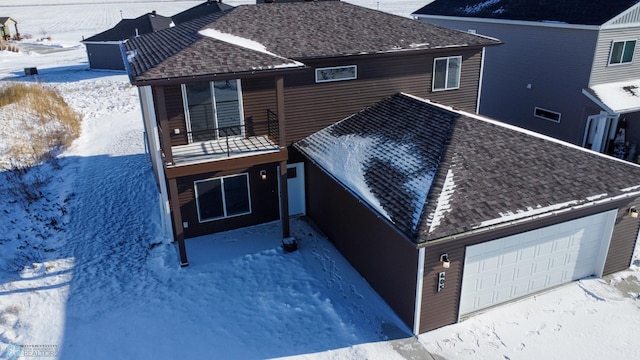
[
  {"xmin": 260, "ymin": 170, "xmax": 267, "ymax": 181},
  {"xmin": 630, "ymin": 206, "xmax": 638, "ymax": 218},
  {"xmin": 440, "ymin": 253, "xmax": 450, "ymax": 268}
]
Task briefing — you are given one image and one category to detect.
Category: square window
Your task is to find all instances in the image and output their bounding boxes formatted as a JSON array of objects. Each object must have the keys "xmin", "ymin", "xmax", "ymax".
[
  {"xmin": 195, "ymin": 173, "xmax": 251, "ymax": 222},
  {"xmin": 609, "ymin": 40, "xmax": 636, "ymax": 65},
  {"xmin": 433, "ymin": 56, "xmax": 462, "ymax": 91}
]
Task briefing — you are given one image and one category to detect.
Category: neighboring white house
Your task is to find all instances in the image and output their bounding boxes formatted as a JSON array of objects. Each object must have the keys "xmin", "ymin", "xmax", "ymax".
[{"xmin": 413, "ymin": 0, "xmax": 640, "ymax": 160}]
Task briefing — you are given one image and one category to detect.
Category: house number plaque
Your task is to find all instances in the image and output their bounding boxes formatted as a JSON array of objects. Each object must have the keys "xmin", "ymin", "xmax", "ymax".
[{"xmin": 438, "ymin": 272, "xmax": 446, "ymax": 292}]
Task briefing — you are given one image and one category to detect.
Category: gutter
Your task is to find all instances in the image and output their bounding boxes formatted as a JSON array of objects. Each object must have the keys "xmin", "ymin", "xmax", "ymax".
[{"xmin": 417, "ymin": 190, "xmax": 640, "ymax": 248}]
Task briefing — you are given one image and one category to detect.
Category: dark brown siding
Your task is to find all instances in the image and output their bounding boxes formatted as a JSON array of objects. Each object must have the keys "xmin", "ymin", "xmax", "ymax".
[
  {"xmin": 242, "ymin": 77, "xmax": 278, "ymax": 138},
  {"xmin": 176, "ymin": 163, "xmax": 281, "ymax": 238},
  {"xmin": 283, "ymin": 49, "xmax": 483, "ymax": 145},
  {"xmin": 604, "ymin": 197, "xmax": 640, "ymax": 275},
  {"xmin": 419, "ymin": 200, "xmax": 629, "ymax": 333},
  {"xmin": 153, "ymin": 85, "xmax": 188, "ymax": 146},
  {"xmin": 306, "ymin": 161, "xmax": 419, "ymax": 329}
]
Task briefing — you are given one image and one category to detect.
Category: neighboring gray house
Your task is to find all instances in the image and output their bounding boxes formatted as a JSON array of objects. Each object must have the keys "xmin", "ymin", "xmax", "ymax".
[
  {"xmin": 413, "ymin": 0, "xmax": 640, "ymax": 159},
  {"xmin": 83, "ymin": 11, "xmax": 173, "ymax": 70}
]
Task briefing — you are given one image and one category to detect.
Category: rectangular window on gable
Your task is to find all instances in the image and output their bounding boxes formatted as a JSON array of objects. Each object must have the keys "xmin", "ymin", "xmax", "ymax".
[
  {"xmin": 433, "ymin": 56, "xmax": 462, "ymax": 91},
  {"xmin": 534, "ymin": 107, "xmax": 561, "ymax": 123},
  {"xmin": 609, "ymin": 40, "xmax": 636, "ymax": 65},
  {"xmin": 315, "ymin": 65, "xmax": 357, "ymax": 83},
  {"xmin": 195, "ymin": 173, "xmax": 251, "ymax": 222}
]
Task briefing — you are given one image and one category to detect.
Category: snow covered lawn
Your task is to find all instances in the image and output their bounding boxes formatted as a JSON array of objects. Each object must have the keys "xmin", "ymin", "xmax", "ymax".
[{"xmin": 1, "ymin": 1, "xmax": 640, "ymax": 359}]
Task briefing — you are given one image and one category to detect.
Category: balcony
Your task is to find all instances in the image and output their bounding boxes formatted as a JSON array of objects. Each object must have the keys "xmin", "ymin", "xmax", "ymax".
[{"xmin": 161, "ymin": 110, "xmax": 283, "ymax": 168}]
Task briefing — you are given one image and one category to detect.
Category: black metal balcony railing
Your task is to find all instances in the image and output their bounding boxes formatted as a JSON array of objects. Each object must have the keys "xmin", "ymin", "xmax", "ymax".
[{"xmin": 267, "ymin": 109, "xmax": 279, "ymax": 142}]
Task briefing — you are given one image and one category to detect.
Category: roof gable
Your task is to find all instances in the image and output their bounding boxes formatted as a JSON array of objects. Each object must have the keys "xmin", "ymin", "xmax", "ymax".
[
  {"xmin": 413, "ymin": 0, "xmax": 640, "ymax": 26},
  {"xmin": 294, "ymin": 93, "xmax": 640, "ymax": 243},
  {"xmin": 84, "ymin": 12, "xmax": 173, "ymax": 42}
]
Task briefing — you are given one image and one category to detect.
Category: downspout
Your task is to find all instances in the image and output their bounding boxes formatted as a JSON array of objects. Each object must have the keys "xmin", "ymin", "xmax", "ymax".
[
  {"xmin": 476, "ymin": 47, "xmax": 486, "ymax": 114},
  {"xmin": 413, "ymin": 247, "xmax": 426, "ymax": 335}
]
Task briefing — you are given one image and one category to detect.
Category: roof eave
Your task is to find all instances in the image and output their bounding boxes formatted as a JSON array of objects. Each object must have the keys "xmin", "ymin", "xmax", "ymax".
[
  {"xmin": 131, "ymin": 65, "xmax": 308, "ymax": 87},
  {"xmin": 412, "ymin": 14, "xmax": 602, "ymax": 30},
  {"xmin": 417, "ymin": 190, "xmax": 640, "ymax": 248}
]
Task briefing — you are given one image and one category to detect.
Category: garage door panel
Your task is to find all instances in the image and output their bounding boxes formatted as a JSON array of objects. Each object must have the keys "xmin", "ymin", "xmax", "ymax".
[{"xmin": 459, "ymin": 210, "xmax": 616, "ymax": 316}]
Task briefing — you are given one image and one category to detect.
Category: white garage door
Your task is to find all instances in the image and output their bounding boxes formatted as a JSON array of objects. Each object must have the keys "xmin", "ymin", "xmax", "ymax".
[{"xmin": 459, "ymin": 210, "xmax": 617, "ymax": 316}]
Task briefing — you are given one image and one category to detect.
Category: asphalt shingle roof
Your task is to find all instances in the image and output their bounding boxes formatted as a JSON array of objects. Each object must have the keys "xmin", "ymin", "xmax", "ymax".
[
  {"xmin": 124, "ymin": 1, "xmax": 500, "ymax": 82},
  {"xmin": 294, "ymin": 93, "xmax": 640, "ymax": 243},
  {"xmin": 84, "ymin": 12, "xmax": 173, "ymax": 42},
  {"xmin": 413, "ymin": 0, "xmax": 640, "ymax": 26}
]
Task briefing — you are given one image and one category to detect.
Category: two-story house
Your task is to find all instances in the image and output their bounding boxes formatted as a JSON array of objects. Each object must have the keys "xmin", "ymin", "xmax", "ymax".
[
  {"xmin": 413, "ymin": 0, "xmax": 640, "ymax": 158},
  {"xmin": 123, "ymin": 1, "xmax": 500, "ymax": 267}
]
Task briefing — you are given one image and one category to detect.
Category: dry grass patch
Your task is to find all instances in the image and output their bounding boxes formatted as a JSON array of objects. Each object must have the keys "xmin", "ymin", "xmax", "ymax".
[{"xmin": 0, "ymin": 83, "xmax": 81, "ymax": 168}]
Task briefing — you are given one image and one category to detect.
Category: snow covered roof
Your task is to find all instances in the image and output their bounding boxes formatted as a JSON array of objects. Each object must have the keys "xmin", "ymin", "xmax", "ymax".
[
  {"xmin": 124, "ymin": 1, "xmax": 500, "ymax": 83},
  {"xmin": 294, "ymin": 93, "xmax": 640, "ymax": 243},
  {"xmin": 584, "ymin": 79, "xmax": 640, "ymax": 114},
  {"xmin": 413, "ymin": 0, "xmax": 640, "ymax": 26}
]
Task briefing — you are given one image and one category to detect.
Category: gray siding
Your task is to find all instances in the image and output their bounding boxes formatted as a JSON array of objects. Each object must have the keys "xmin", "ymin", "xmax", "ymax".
[
  {"xmin": 85, "ymin": 43, "xmax": 125, "ymax": 70},
  {"xmin": 603, "ymin": 197, "xmax": 640, "ymax": 275},
  {"xmin": 589, "ymin": 26, "xmax": 640, "ymax": 86},
  {"xmin": 419, "ymin": 18, "xmax": 599, "ymax": 145}
]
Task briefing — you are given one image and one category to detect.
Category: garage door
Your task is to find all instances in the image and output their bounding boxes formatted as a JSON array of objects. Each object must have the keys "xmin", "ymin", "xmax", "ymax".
[{"xmin": 459, "ymin": 210, "xmax": 617, "ymax": 316}]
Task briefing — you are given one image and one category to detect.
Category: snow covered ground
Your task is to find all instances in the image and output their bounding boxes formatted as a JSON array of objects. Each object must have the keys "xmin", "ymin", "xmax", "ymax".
[{"xmin": 0, "ymin": 1, "xmax": 639, "ymax": 359}]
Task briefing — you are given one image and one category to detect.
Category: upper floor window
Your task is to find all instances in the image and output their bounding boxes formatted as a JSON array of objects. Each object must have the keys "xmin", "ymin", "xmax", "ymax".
[
  {"xmin": 195, "ymin": 173, "xmax": 251, "ymax": 223},
  {"xmin": 534, "ymin": 107, "xmax": 561, "ymax": 123},
  {"xmin": 433, "ymin": 56, "xmax": 461, "ymax": 91},
  {"xmin": 609, "ymin": 40, "xmax": 636, "ymax": 65},
  {"xmin": 315, "ymin": 65, "xmax": 357, "ymax": 83},
  {"xmin": 182, "ymin": 80, "xmax": 243, "ymax": 143}
]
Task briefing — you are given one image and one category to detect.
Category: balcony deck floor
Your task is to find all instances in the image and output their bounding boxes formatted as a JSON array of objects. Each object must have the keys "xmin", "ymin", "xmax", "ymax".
[{"xmin": 171, "ymin": 135, "xmax": 279, "ymax": 165}]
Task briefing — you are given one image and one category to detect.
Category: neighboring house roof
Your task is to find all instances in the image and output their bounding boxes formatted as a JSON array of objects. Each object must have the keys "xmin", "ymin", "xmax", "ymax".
[
  {"xmin": 584, "ymin": 80, "xmax": 640, "ymax": 114},
  {"xmin": 124, "ymin": 1, "xmax": 500, "ymax": 83},
  {"xmin": 294, "ymin": 93, "xmax": 640, "ymax": 243},
  {"xmin": 84, "ymin": 12, "xmax": 173, "ymax": 42},
  {"xmin": 413, "ymin": 0, "xmax": 640, "ymax": 26},
  {"xmin": 0, "ymin": 17, "xmax": 16, "ymax": 25},
  {"xmin": 172, "ymin": 0, "xmax": 234, "ymax": 25}
]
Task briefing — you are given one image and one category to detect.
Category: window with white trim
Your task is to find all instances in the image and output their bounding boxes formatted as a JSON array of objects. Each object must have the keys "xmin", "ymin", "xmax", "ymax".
[
  {"xmin": 609, "ymin": 40, "xmax": 636, "ymax": 65},
  {"xmin": 433, "ymin": 56, "xmax": 462, "ymax": 91},
  {"xmin": 534, "ymin": 107, "xmax": 561, "ymax": 123},
  {"xmin": 315, "ymin": 65, "xmax": 357, "ymax": 83},
  {"xmin": 195, "ymin": 173, "xmax": 251, "ymax": 222}
]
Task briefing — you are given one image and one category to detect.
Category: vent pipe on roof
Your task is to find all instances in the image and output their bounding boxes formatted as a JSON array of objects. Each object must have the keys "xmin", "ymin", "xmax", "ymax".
[{"xmin": 135, "ymin": 28, "xmax": 139, "ymax": 37}]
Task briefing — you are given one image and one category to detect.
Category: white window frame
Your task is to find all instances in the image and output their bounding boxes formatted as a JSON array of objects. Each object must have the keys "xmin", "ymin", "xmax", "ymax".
[
  {"xmin": 315, "ymin": 65, "xmax": 357, "ymax": 83},
  {"xmin": 608, "ymin": 39, "xmax": 636, "ymax": 66},
  {"xmin": 432, "ymin": 56, "xmax": 462, "ymax": 91},
  {"xmin": 181, "ymin": 80, "xmax": 245, "ymax": 143},
  {"xmin": 194, "ymin": 173, "xmax": 252, "ymax": 223},
  {"xmin": 534, "ymin": 107, "xmax": 561, "ymax": 123}
]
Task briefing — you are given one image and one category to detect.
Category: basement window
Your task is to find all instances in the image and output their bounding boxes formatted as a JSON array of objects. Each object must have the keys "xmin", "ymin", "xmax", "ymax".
[
  {"xmin": 195, "ymin": 173, "xmax": 251, "ymax": 222},
  {"xmin": 315, "ymin": 65, "xmax": 357, "ymax": 83},
  {"xmin": 534, "ymin": 107, "xmax": 561, "ymax": 123}
]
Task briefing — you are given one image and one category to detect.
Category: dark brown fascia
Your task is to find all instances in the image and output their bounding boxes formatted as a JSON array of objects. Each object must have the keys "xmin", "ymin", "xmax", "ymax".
[
  {"xmin": 132, "ymin": 65, "xmax": 308, "ymax": 87},
  {"xmin": 417, "ymin": 195, "xmax": 636, "ymax": 249},
  {"xmin": 164, "ymin": 148, "xmax": 288, "ymax": 179}
]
